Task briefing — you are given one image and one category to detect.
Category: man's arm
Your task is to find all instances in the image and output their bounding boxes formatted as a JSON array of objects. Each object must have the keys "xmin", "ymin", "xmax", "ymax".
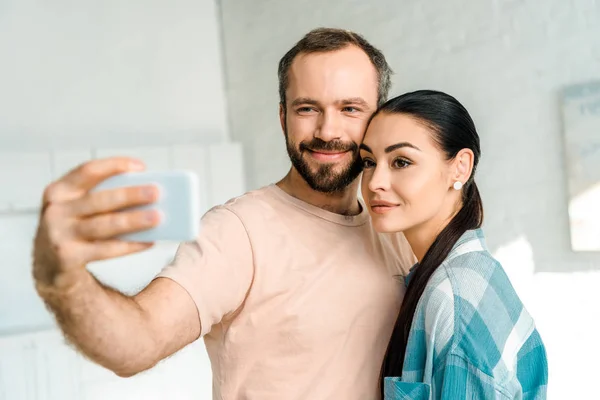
[
  {"xmin": 32, "ymin": 157, "xmax": 200, "ymax": 377},
  {"xmin": 36, "ymin": 273, "xmax": 199, "ymax": 377}
]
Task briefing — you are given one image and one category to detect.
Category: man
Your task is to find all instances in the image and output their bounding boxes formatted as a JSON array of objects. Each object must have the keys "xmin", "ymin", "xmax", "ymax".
[{"xmin": 32, "ymin": 28, "xmax": 415, "ymax": 399}]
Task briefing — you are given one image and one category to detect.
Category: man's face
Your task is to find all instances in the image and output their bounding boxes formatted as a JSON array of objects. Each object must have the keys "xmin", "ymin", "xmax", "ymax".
[{"xmin": 280, "ymin": 45, "xmax": 379, "ymax": 193}]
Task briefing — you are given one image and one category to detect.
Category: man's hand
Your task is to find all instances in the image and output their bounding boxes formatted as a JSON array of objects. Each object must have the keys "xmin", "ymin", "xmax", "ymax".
[
  {"xmin": 33, "ymin": 157, "xmax": 161, "ymax": 290},
  {"xmin": 30, "ymin": 157, "xmax": 201, "ymax": 376}
]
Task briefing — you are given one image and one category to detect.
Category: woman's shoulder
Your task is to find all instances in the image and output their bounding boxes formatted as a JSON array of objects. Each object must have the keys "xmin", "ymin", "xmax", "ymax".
[
  {"xmin": 433, "ymin": 229, "xmax": 508, "ymax": 297},
  {"xmin": 423, "ymin": 229, "xmax": 500, "ymax": 298},
  {"xmin": 420, "ymin": 229, "xmax": 533, "ymax": 342},
  {"xmin": 439, "ymin": 247, "xmax": 532, "ymax": 337}
]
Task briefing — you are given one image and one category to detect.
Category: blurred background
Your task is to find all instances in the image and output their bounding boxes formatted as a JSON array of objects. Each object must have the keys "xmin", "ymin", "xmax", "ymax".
[{"xmin": 1, "ymin": 0, "xmax": 599, "ymax": 399}]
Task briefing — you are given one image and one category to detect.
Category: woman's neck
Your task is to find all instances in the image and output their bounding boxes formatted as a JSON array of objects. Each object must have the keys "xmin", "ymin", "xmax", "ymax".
[{"xmin": 404, "ymin": 200, "xmax": 461, "ymax": 263}]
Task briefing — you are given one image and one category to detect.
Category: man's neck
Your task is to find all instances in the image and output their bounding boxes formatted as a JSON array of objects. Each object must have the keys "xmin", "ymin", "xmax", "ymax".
[{"xmin": 276, "ymin": 169, "xmax": 362, "ymax": 216}]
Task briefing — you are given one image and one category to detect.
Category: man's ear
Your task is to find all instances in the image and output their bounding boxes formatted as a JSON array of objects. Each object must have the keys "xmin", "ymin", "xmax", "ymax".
[{"xmin": 279, "ymin": 104, "xmax": 286, "ymax": 134}]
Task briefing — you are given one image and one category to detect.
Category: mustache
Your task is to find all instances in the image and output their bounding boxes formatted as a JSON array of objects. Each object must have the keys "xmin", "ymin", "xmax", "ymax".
[{"xmin": 299, "ymin": 138, "xmax": 358, "ymax": 153}]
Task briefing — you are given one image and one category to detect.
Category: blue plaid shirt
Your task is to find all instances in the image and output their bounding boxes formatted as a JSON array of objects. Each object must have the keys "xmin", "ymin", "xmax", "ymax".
[{"xmin": 384, "ymin": 229, "xmax": 548, "ymax": 399}]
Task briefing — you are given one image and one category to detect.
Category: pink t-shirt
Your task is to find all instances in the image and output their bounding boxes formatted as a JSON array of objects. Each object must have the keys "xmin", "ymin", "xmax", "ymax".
[{"xmin": 158, "ymin": 184, "xmax": 415, "ymax": 400}]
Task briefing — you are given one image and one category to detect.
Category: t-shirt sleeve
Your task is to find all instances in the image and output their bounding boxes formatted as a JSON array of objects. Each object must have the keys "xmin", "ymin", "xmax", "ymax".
[{"xmin": 156, "ymin": 205, "xmax": 254, "ymax": 337}]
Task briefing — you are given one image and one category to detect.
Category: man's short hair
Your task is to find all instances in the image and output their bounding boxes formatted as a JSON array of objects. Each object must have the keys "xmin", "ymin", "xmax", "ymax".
[{"xmin": 277, "ymin": 27, "xmax": 393, "ymax": 110}]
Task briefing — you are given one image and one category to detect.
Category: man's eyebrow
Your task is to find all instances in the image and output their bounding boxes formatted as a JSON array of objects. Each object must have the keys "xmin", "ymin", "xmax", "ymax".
[
  {"xmin": 338, "ymin": 97, "xmax": 369, "ymax": 108},
  {"xmin": 290, "ymin": 97, "xmax": 371, "ymax": 108},
  {"xmin": 290, "ymin": 97, "xmax": 320, "ymax": 107}
]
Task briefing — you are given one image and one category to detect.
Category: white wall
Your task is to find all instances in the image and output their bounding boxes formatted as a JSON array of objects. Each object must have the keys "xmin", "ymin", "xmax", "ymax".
[
  {"xmin": 218, "ymin": 0, "xmax": 600, "ymax": 398},
  {"xmin": 0, "ymin": 0, "xmax": 229, "ymax": 150},
  {"xmin": 0, "ymin": 329, "xmax": 212, "ymax": 400},
  {"xmin": 0, "ymin": 1, "xmax": 235, "ymax": 398}
]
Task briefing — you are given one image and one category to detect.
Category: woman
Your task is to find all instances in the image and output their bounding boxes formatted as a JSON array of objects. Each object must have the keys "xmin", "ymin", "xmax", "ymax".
[{"xmin": 359, "ymin": 90, "xmax": 548, "ymax": 399}]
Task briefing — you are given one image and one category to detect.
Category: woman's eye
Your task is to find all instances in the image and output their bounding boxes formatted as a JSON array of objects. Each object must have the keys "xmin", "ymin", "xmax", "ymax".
[
  {"xmin": 392, "ymin": 158, "xmax": 411, "ymax": 169},
  {"xmin": 362, "ymin": 158, "xmax": 375, "ymax": 168}
]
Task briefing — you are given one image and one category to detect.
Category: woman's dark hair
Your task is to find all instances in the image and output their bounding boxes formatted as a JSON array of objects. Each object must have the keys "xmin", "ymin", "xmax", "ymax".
[{"xmin": 375, "ymin": 90, "xmax": 484, "ymax": 393}]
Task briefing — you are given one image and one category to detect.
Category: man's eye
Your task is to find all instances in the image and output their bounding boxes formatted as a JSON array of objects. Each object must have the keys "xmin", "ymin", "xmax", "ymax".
[{"xmin": 343, "ymin": 107, "xmax": 358, "ymax": 113}]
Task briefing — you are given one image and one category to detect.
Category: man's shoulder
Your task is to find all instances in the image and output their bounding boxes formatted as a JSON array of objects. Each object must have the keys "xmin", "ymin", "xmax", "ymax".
[
  {"xmin": 202, "ymin": 184, "xmax": 282, "ymax": 225},
  {"xmin": 388, "ymin": 232, "xmax": 416, "ymax": 261},
  {"xmin": 223, "ymin": 185, "xmax": 272, "ymax": 208},
  {"xmin": 371, "ymin": 230, "xmax": 416, "ymax": 275}
]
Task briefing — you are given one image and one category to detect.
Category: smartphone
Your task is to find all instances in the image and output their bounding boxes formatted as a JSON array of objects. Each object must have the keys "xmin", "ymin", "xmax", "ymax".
[{"xmin": 92, "ymin": 170, "xmax": 200, "ymax": 242}]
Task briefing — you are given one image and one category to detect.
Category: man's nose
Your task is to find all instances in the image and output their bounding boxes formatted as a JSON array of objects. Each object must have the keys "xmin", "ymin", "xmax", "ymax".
[{"xmin": 314, "ymin": 111, "xmax": 342, "ymax": 142}]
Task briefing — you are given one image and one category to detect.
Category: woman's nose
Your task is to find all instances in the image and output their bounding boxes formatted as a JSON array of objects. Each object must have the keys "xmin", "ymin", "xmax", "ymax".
[{"xmin": 367, "ymin": 163, "xmax": 390, "ymax": 193}]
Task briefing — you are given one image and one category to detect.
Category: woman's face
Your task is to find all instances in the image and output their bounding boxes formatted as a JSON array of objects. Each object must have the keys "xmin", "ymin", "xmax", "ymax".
[{"xmin": 360, "ymin": 113, "xmax": 457, "ymax": 234}]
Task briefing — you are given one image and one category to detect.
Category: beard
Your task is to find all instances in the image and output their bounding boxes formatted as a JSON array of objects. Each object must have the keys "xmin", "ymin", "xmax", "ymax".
[{"xmin": 285, "ymin": 127, "xmax": 363, "ymax": 194}]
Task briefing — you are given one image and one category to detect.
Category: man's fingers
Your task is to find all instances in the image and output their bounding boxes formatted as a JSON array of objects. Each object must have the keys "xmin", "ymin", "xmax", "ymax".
[
  {"xmin": 70, "ymin": 185, "xmax": 159, "ymax": 218},
  {"xmin": 42, "ymin": 157, "xmax": 145, "ymax": 204},
  {"xmin": 85, "ymin": 240, "xmax": 155, "ymax": 262},
  {"xmin": 75, "ymin": 209, "xmax": 161, "ymax": 240}
]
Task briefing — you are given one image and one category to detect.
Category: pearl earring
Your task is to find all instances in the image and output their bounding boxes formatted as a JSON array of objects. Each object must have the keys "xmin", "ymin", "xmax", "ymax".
[{"xmin": 453, "ymin": 181, "xmax": 463, "ymax": 190}]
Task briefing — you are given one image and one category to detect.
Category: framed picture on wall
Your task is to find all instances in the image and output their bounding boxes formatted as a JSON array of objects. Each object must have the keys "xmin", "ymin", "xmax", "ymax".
[{"xmin": 561, "ymin": 80, "xmax": 600, "ymax": 252}]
